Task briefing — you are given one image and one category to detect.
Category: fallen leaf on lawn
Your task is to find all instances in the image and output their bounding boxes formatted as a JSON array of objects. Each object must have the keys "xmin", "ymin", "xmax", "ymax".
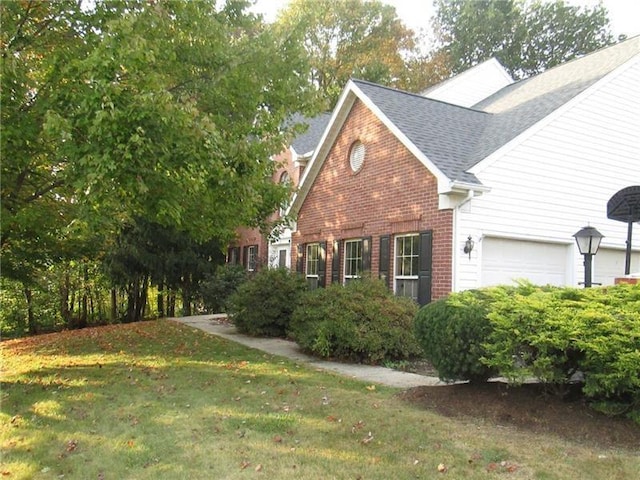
[
  {"xmin": 365, "ymin": 385, "xmax": 376, "ymax": 391},
  {"xmin": 351, "ymin": 420, "xmax": 365, "ymax": 433},
  {"xmin": 255, "ymin": 464, "xmax": 263, "ymax": 472},
  {"xmin": 127, "ymin": 440, "xmax": 135, "ymax": 448},
  {"xmin": 240, "ymin": 460, "xmax": 251, "ymax": 470},
  {"xmin": 437, "ymin": 463, "xmax": 447, "ymax": 473},
  {"xmin": 273, "ymin": 435, "xmax": 283, "ymax": 443},
  {"xmin": 361, "ymin": 432, "xmax": 374, "ymax": 444},
  {"xmin": 66, "ymin": 440, "xmax": 78, "ymax": 452}
]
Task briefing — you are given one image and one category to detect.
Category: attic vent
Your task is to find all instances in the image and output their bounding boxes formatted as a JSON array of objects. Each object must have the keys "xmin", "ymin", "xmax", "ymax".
[{"xmin": 349, "ymin": 141, "xmax": 365, "ymax": 172}]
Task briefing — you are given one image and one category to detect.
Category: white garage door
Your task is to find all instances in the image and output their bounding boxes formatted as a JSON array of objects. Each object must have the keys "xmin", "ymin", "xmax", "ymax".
[
  {"xmin": 593, "ymin": 248, "xmax": 640, "ymax": 286},
  {"xmin": 481, "ymin": 237, "xmax": 570, "ymax": 287}
]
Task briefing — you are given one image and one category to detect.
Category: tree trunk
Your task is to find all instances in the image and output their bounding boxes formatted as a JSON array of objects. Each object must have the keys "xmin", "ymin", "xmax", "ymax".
[
  {"xmin": 60, "ymin": 270, "xmax": 71, "ymax": 325},
  {"xmin": 23, "ymin": 287, "xmax": 37, "ymax": 335},
  {"xmin": 79, "ymin": 264, "xmax": 88, "ymax": 329},
  {"xmin": 111, "ymin": 288, "xmax": 117, "ymax": 321},
  {"xmin": 157, "ymin": 280, "xmax": 165, "ymax": 318}
]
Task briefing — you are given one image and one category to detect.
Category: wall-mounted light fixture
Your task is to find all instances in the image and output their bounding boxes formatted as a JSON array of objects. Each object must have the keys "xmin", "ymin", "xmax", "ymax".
[{"xmin": 463, "ymin": 235, "xmax": 474, "ymax": 260}]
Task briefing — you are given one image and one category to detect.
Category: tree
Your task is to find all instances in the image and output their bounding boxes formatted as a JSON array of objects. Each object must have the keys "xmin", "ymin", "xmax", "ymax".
[
  {"xmin": 1, "ymin": 0, "xmax": 317, "ymax": 279},
  {"xmin": 433, "ymin": 0, "xmax": 615, "ymax": 79},
  {"xmin": 276, "ymin": 0, "xmax": 422, "ymax": 105},
  {"xmin": 1, "ymin": 0, "xmax": 318, "ymax": 332}
]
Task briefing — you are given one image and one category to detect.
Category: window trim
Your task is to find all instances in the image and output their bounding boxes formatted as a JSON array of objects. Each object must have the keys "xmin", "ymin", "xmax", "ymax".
[
  {"xmin": 344, "ymin": 238, "xmax": 363, "ymax": 283},
  {"xmin": 349, "ymin": 141, "xmax": 365, "ymax": 173},
  {"xmin": 247, "ymin": 245, "xmax": 258, "ymax": 272},
  {"xmin": 394, "ymin": 233, "xmax": 419, "ymax": 301},
  {"xmin": 305, "ymin": 243, "xmax": 320, "ymax": 278}
]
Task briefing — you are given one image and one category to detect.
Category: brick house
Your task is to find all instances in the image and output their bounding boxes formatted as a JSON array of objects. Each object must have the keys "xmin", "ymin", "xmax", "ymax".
[
  {"xmin": 227, "ymin": 113, "xmax": 331, "ymax": 271},
  {"xmin": 289, "ymin": 36, "xmax": 640, "ymax": 305}
]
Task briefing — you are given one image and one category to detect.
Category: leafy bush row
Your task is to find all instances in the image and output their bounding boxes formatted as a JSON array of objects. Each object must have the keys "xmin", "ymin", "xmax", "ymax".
[
  {"xmin": 414, "ymin": 283, "xmax": 640, "ymax": 421},
  {"xmin": 227, "ymin": 270, "xmax": 421, "ymax": 363},
  {"xmin": 290, "ymin": 278, "xmax": 421, "ymax": 364}
]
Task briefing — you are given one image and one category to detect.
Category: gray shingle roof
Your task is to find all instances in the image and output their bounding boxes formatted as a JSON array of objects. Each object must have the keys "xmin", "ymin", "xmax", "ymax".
[
  {"xmin": 354, "ymin": 80, "xmax": 487, "ymax": 184},
  {"xmin": 290, "ymin": 112, "xmax": 332, "ymax": 156},
  {"xmin": 353, "ymin": 36, "xmax": 640, "ymax": 185}
]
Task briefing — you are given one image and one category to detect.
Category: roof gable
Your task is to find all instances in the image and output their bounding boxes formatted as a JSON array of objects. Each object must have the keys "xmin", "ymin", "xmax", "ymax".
[
  {"xmin": 421, "ymin": 58, "xmax": 514, "ymax": 107},
  {"xmin": 290, "ymin": 36, "xmax": 640, "ymax": 217}
]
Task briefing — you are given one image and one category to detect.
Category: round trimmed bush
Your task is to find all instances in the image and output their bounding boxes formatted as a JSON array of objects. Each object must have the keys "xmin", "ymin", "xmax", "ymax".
[
  {"xmin": 289, "ymin": 278, "xmax": 421, "ymax": 364},
  {"xmin": 414, "ymin": 289, "xmax": 496, "ymax": 383},
  {"xmin": 227, "ymin": 268, "xmax": 308, "ymax": 337}
]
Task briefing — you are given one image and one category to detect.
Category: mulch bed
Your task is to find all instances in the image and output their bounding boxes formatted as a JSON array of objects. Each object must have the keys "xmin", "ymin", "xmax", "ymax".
[{"xmin": 399, "ymin": 382, "xmax": 640, "ymax": 451}]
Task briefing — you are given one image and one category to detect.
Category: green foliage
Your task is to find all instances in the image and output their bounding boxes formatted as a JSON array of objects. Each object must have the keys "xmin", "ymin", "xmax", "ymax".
[
  {"xmin": 434, "ymin": 0, "xmax": 615, "ymax": 79},
  {"xmin": 200, "ymin": 264, "xmax": 248, "ymax": 314},
  {"xmin": 277, "ymin": 0, "xmax": 429, "ymax": 105},
  {"xmin": 484, "ymin": 284, "xmax": 640, "ymax": 419},
  {"xmin": 414, "ymin": 288, "xmax": 498, "ymax": 383},
  {"xmin": 289, "ymin": 278, "xmax": 421, "ymax": 364},
  {"xmin": 228, "ymin": 268, "xmax": 308, "ymax": 337}
]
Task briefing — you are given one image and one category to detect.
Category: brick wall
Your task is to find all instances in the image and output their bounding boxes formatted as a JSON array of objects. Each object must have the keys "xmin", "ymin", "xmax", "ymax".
[
  {"xmin": 229, "ymin": 148, "xmax": 301, "ymax": 269},
  {"xmin": 293, "ymin": 99, "xmax": 453, "ymax": 300}
]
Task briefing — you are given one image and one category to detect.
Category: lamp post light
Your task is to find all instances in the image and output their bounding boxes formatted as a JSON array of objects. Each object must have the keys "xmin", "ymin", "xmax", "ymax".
[{"xmin": 573, "ymin": 226, "xmax": 604, "ymax": 288}]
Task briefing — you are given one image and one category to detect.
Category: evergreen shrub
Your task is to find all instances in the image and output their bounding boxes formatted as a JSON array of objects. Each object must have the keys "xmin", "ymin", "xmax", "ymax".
[
  {"xmin": 227, "ymin": 268, "xmax": 307, "ymax": 337},
  {"xmin": 200, "ymin": 264, "xmax": 247, "ymax": 313},
  {"xmin": 289, "ymin": 278, "xmax": 421, "ymax": 364},
  {"xmin": 413, "ymin": 288, "xmax": 499, "ymax": 382}
]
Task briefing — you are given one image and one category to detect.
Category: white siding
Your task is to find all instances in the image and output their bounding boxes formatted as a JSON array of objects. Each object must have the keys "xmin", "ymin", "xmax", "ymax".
[
  {"xmin": 594, "ymin": 248, "xmax": 640, "ymax": 285},
  {"xmin": 454, "ymin": 59, "xmax": 640, "ymax": 291}
]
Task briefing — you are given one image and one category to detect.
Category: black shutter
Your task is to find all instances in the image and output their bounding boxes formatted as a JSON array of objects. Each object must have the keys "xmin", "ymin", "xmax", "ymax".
[
  {"xmin": 296, "ymin": 244, "xmax": 304, "ymax": 274},
  {"xmin": 253, "ymin": 245, "xmax": 259, "ymax": 271},
  {"xmin": 331, "ymin": 240, "xmax": 341, "ymax": 284},
  {"xmin": 242, "ymin": 246, "xmax": 248, "ymax": 268},
  {"xmin": 417, "ymin": 230, "xmax": 433, "ymax": 306},
  {"xmin": 379, "ymin": 235, "xmax": 390, "ymax": 288},
  {"xmin": 362, "ymin": 236, "xmax": 372, "ymax": 273},
  {"xmin": 318, "ymin": 242, "xmax": 327, "ymax": 287},
  {"xmin": 227, "ymin": 247, "xmax": 233, "ymax": 264}
]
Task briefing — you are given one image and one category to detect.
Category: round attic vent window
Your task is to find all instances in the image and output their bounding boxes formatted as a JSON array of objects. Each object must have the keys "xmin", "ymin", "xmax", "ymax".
[{"xmin": 349, "ymin": 141, "xmax": 365, "ymax": 172}]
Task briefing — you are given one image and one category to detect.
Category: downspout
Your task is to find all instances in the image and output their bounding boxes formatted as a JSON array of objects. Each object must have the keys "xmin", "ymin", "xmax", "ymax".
[{"xmin": 453, "ymin": 189, "xmax": 475, "ymax": 292}]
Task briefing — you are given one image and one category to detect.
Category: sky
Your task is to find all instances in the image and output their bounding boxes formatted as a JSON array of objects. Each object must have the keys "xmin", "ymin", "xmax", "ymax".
[{"xmin": 250, "ymin": 0, "xmax": 640, "ymax": 40}]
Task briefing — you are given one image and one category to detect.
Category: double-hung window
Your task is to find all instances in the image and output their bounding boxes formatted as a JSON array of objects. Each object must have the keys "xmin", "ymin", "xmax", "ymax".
[
  {"xmin": 247, "ymin": 245, "xmax": 257, "ymax": 272},
  {"xmin": 395, "ymin": 234, "xmax": 419, "ymax": 302},
  {"xmin": 344, "ymin": 239, "xmax": 363, "ymax": 284},
  {"xmin": 306, "ymin": 243, "xmax": 320, "ymax": 289}
]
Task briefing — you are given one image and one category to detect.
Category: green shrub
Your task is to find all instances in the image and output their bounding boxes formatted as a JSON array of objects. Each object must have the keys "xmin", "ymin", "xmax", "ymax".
[
  {"xmin": 572, "ymin": 285, "xmax": 640, "ymax": 418},
  {"xmin": 483, "ymin": 286, "xmax": 587, "ymax": 390},
  {"xmin": 414, "ymin": 288, "xmax": 499, "ymax": 383},
  {"xmin": 483, "ymin": 284, "xmax": 640, "ymax": 420},
  {"xmin": 200, "ymin": 264, "xmax": 247, "ymax": 313},
  {"xmin": 289, "ymin": 278, "xmax": 421, "ymax": 364},
  {"xmin": 227, "ymin": 268, "xmax": 308, "ymax": 337}
]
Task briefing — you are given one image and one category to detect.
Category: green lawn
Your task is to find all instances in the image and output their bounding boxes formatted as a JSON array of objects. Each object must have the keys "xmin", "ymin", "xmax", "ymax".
[{"xmin": 1, "ymin": 320, "xmax": 638, "ymax": 479}]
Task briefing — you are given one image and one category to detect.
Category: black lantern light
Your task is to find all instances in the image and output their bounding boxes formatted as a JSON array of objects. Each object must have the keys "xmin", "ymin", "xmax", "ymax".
[
  {"xmin": 463, "ymin": 235, "xmax": 474, "ymax": 260},
  {"xmin": 573, "ymin": 226, "xmax": 604, "ymax": 288}
]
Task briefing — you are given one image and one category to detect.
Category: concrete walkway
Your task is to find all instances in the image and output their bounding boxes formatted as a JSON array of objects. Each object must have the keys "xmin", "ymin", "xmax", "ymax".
[{"xmin": 170, "ymin": 314, "xmax": 446, "ymax": 389}]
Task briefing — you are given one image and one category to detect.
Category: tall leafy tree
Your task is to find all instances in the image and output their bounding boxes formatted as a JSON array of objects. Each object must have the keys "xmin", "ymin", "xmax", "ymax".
[
  {"xmin": 276, "ymin": 0, "xmax": 422, "ymax": 105},
  {"xmin": 433, "ymin": 0, "xmax": 615, "ymax": 79},
  {"xmin": 1, "ymin": 0, "xmax": 317, "ymax": 282}
]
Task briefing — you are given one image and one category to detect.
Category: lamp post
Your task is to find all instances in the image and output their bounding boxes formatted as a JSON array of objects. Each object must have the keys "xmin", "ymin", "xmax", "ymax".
[{"xmin": 573, "ymin": 226, "xmax": 604, "ymax": 288}]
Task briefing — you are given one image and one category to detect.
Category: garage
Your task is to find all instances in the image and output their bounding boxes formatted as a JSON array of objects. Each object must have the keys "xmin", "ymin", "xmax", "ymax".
[
  {"xmin": 481, "ymin": 237, "xmax": 570, "ymax": 287},
  {"xmin": 593, "ymin": 248, "xmax": 640, "ymax": 285}
]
